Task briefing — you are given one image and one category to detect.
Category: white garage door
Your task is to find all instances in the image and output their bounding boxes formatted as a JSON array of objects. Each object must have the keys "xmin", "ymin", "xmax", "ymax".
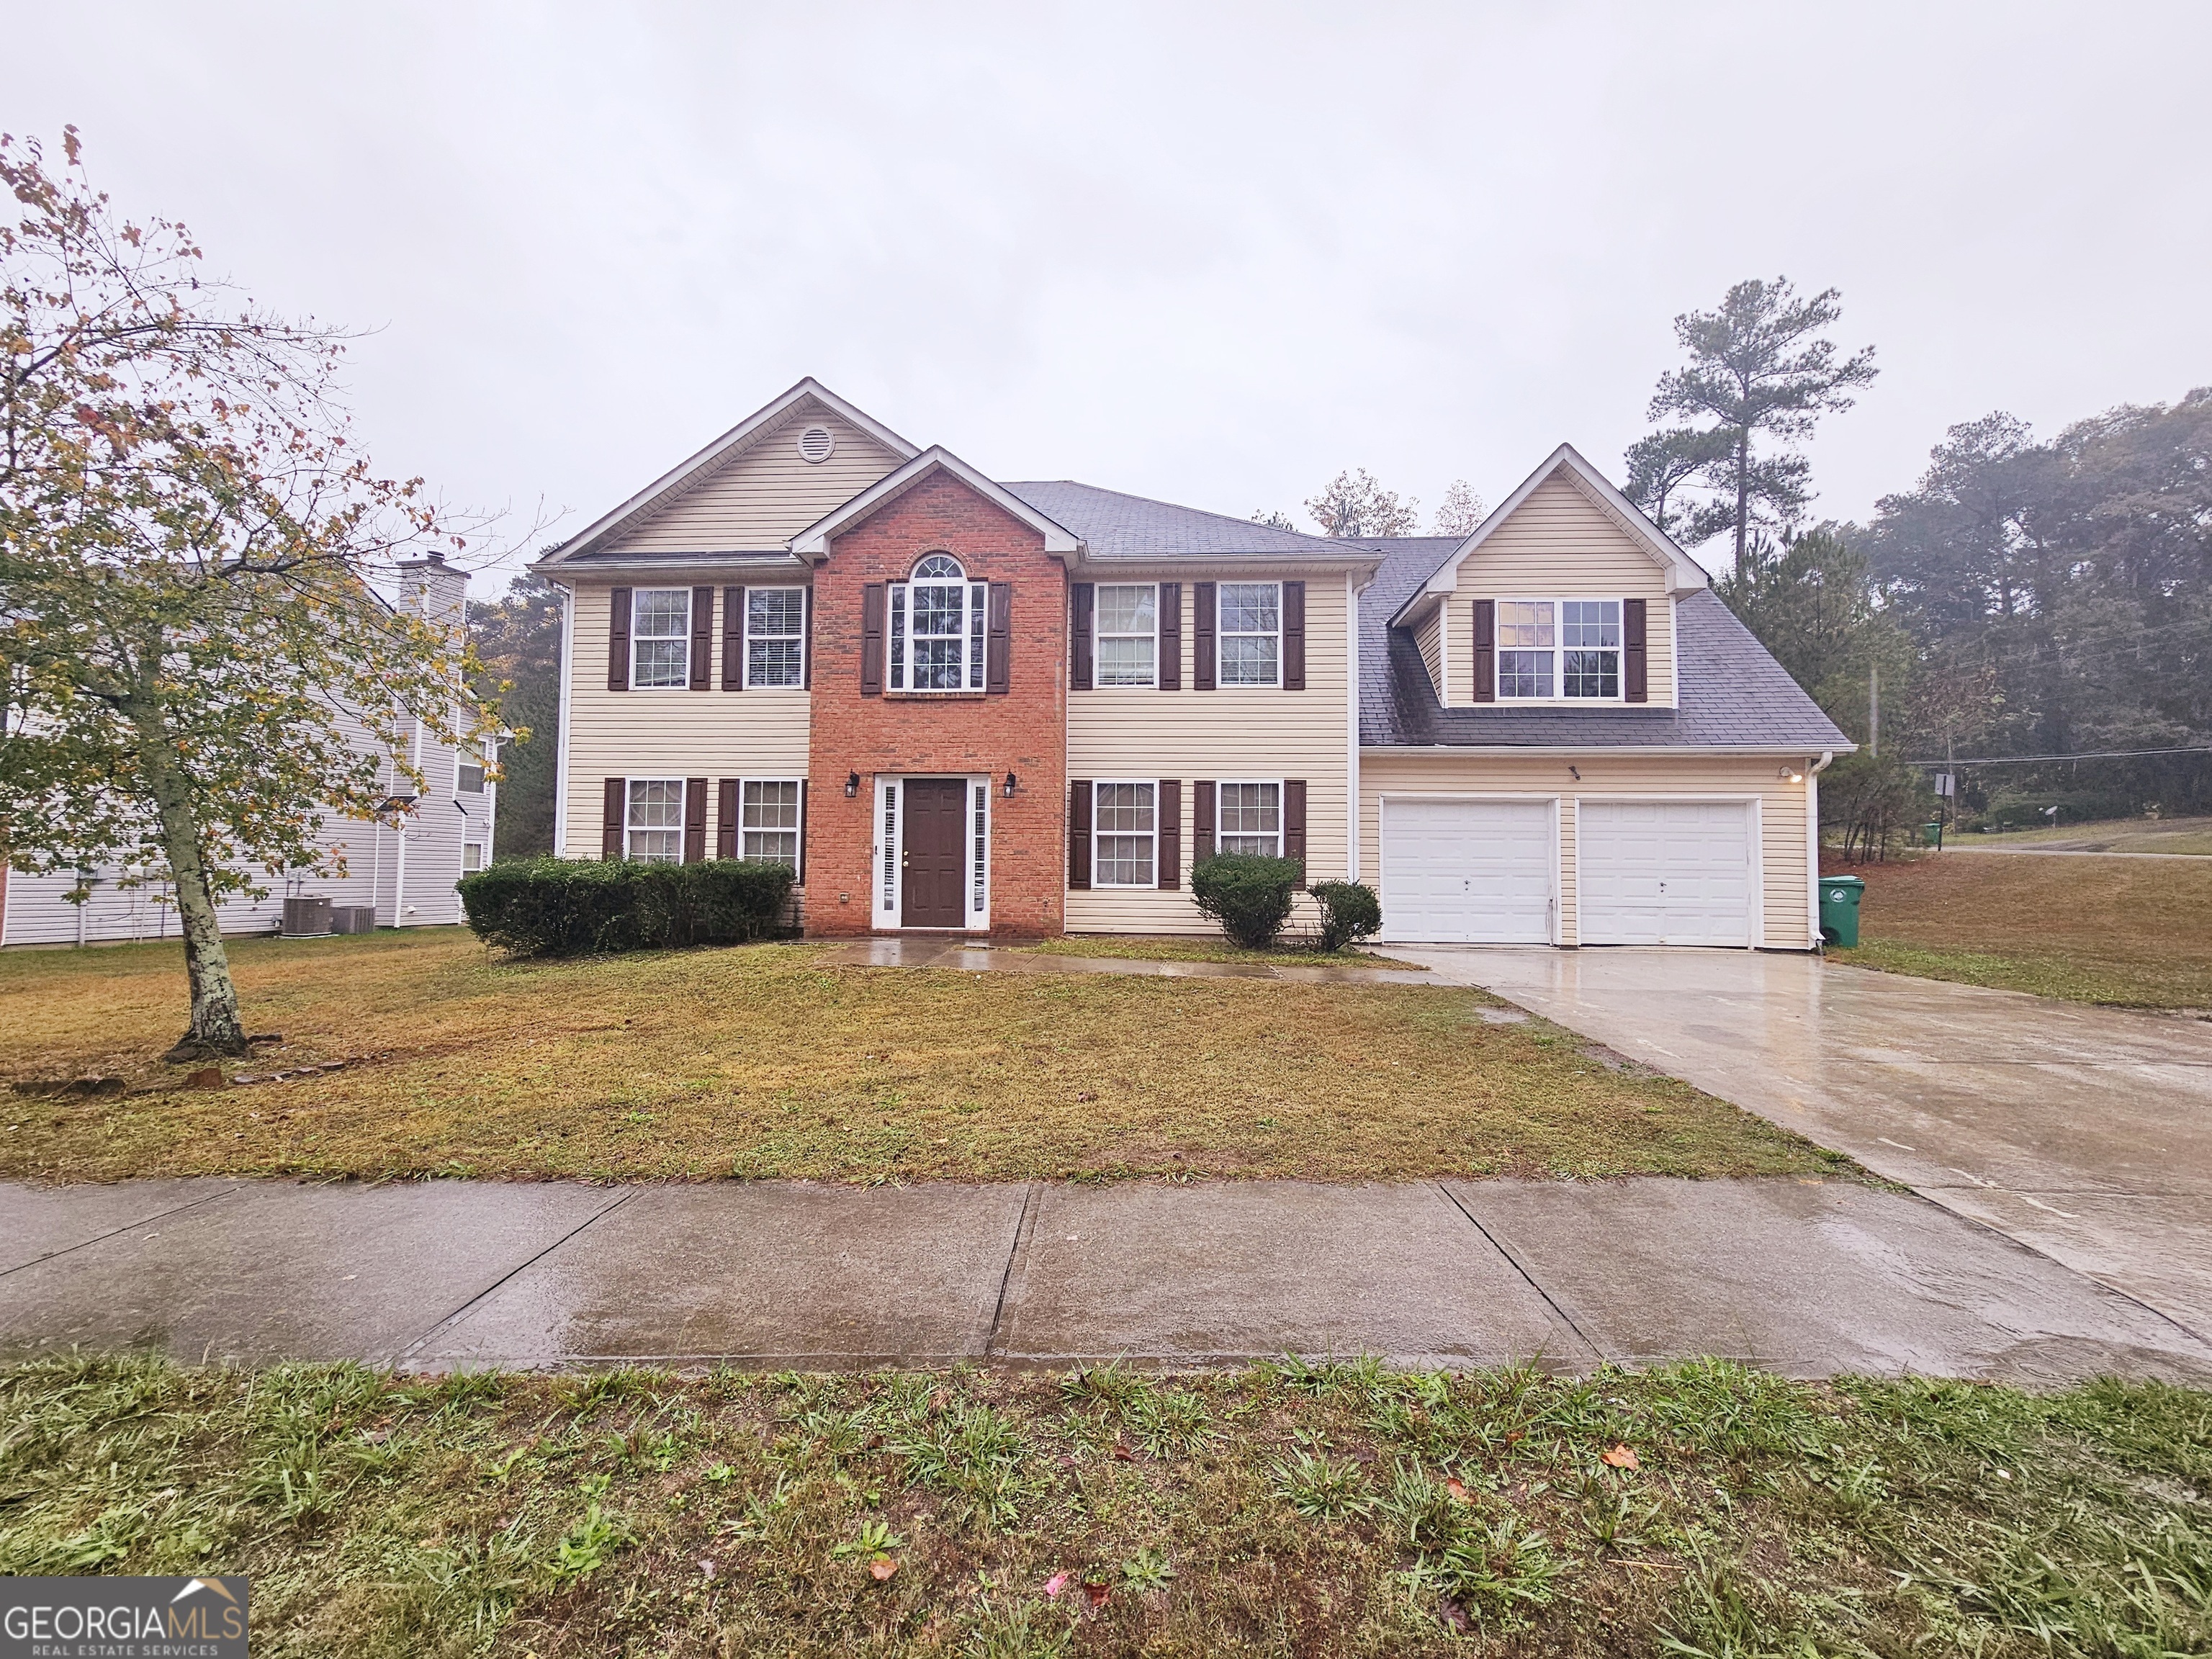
[
  {"xmin": 1380, "ymin": 799, "xmax": 1553, "ymax": 943},
  {"xmin": 1578, "ymin": 800, "xmax": 1754, "ymax": 947}
]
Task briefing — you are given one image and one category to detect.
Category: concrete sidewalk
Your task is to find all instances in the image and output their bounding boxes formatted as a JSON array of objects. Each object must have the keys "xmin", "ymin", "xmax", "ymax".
[{"xmin": 4, "ymin": 1175, "xmax": 2207, "ymax": 1382}]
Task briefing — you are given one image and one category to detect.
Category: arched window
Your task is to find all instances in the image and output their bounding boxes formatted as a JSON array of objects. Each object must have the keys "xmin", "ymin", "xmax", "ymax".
[{"xmin": 888, "ymin": 554, "xmax": 986, "ymax": 691}]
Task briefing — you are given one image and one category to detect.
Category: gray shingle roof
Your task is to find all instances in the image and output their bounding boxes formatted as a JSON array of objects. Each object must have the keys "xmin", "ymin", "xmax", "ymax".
[
  {"xmin": 1353, "ymin": 537, "xmax": 1851, "ymax": 751},
  {"xmin": 1004, "ymin": 481, "xmax": 1345, "ymax": 559}
]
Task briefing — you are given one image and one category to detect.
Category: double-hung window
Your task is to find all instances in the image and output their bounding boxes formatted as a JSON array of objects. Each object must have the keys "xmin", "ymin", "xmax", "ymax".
[
  {"xmin": 462, "ymin": 841, "xmax": 487, "ymax": 874},
  {"xmin": 745, "ymin": 588, "xmax": 806, "ymax": 688},
  {"xmin": 1092, "ymin": 782, "xmax": 1156, "ymax": 886},
  {"xmin": 625, "ymin": 778, "xmax": 684, "ymax": 861},
  {"xmin": 1218, "ymin": 782, "xmax": 1282, "ymax": 855},
  {"xmin": 1495, "ymin": 600, "xmax": 1622, "ymax": 700},
  {"xmin": 457, "ymin": 751, "xmax": 487, "ymax": 794},
  {"xmin": 888, "ymin": 554, "xmax": 986, "ymax": 692},
  {"xmin": 741, "ymin": 781, "xmax": 801, "ymax": 866},
  {"xmin": 1218, "ymin": 582, "xmax": 1280, "ymax": 686},
  {"xmin": 630, "ymin": 590, "xmax": 691, "ymax": 688},
  {"xmin": 1095, "ymin": 584, "xmax": 1157, "ymax": 686}
]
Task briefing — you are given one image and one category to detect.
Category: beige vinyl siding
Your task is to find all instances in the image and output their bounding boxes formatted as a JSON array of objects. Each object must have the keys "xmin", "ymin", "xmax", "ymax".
[
  {"xmin": 1413, "ymin": 606, "xmax": 1444, "ymax": 701},
  {"xmin": 1442, "ymin": 475, "xmax": 1676, "ymax": 706},
  {"xmin": 1067, "ymin": 572, "xmax": 1350, "ymax": 934},
  {"xmin": 1359, "ymin": 751, "xmax": 1815, "ymax": 950},
  {"xmin": 604, "ymin": 408, "xmax": 902, "ymax": 553},
  {"xmin": 562, "ymin": 582, "xmax": 811, "ymax": 861}
]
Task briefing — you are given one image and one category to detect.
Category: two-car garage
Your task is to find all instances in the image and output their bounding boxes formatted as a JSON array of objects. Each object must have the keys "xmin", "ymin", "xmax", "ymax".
[{"xmin": 1378, "ymin": 795, "xmax": 1759, "ymax": 948}]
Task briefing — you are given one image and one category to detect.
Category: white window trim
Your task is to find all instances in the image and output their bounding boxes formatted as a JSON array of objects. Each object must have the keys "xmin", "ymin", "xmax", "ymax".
[
  {"xmin": 742, "ymin": 586, "xmax": 808, "ymax": 690},
  {"xmin": 887, "ymin": 559, "xmax": 988, "ymax": 693},
  {"xmin": 455, "ymin": 747, "xmax": 488, "ymax": 795},
  {"xmin": 873, "ymin": 773, "xmax": 994, "ymax": 930},
  {"xmin": 737, "ymin": 777, "xmax": 804, "ymax": 867},
  {"xmin": 625, "ymin": 775, "xmax": 688, "ymax": 863},
  {"xmin": 1090, "ymin": 778, "xmax": 1160, "ymax": 889},
  {"xmin": 1213, "ymin": 778, "xmax": 1287, "ymax": 858},
  {"xmin": 1094, "ymin": 581, "xmax": 1160, "ymax": 689},
  {"xmin": 629, "ymin": 588, "xmax": 693, "ymax": 692},
  {"xmin": 1216, "ymin": 580, "xmax": 1283, "ymax": 689},
  {"xmin": 1490, "ymin": 595, "xmax": 1628, "ymax": 706}
]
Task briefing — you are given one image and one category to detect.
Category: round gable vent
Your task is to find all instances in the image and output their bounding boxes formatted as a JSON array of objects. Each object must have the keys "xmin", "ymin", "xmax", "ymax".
[{"xmin": 796, "ymin": 423, "xmax": 836, "ymax": 464}]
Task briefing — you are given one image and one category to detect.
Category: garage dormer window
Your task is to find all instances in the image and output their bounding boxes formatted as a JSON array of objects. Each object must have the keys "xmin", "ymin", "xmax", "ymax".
[
  {"xmin": 1496, "ymin": 599, "xmax": 1621, "ymax": 699},
  {"xmin": 889, "ymin": 554, "xmax": 987, "ymax": 692}
]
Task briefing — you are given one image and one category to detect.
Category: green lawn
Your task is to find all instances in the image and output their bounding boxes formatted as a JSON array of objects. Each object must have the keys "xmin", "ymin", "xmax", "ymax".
[
  {"xmin": 1827, "ymin": 850, "xmax": 2212, "ymax": 1008},
  {"xmin": 0, "ymin": 927, "xmax": 1837, "ymax": 1184},
  {"xmin": 3, "ymin": 1354, "xmax": 2205, "ymax": 1658}
]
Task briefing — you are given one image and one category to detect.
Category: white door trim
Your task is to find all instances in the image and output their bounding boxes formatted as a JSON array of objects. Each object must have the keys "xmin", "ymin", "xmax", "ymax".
[{"xmin": 873, "ymin": 773, "xmax": 993, "ymax": 933}]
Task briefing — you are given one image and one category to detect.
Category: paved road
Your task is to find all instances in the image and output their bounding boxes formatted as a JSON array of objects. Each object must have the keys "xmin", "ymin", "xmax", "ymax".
[
  {"xmin": 2, "ymin": 1174, "xmax": 2205, "ymax": 1381},
  {"xmin": 1393, "ymin": 948, "xmax": 2212, "ymax": 1341}
]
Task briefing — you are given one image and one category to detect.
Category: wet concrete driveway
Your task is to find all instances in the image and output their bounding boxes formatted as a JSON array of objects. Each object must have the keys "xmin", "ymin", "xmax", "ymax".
[
  {"xmin": 4, "ymin": 1174, "xmax": 2206, "ymax": 1381},
  {"xmin": 1396, "ymin": 948, "xmax": 2212, "ymax": 1340}
]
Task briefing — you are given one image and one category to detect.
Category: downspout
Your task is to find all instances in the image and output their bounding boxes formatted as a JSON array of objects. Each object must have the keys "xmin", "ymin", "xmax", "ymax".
[
  {"xmin": 1344, "ymin": 570, "xmax": 1359, "ymax": 881},
  {"xmin": 552, "ymin": 580, "xmax": 575, "ymax": 858},
  {"xmin": 1806, "ymin": 749, "xmax": 1834, "ymax": 948}
]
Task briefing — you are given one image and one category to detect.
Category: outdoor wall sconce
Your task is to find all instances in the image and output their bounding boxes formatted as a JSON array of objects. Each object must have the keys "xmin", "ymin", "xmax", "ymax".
[
  {"xmin": 1779, "ymin": 765, "xmax": 1804, "ymax": 783},
  {"xmin": 845, "ymin": 771, "xmax": 860, "ymax": 798},
  {"xmin": 1003, "ymin": 771, "xmax": 1020, "ymax": 799}
]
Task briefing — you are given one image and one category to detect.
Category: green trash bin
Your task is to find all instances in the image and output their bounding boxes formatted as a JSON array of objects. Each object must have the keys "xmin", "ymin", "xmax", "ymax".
[
  {"xmin": 1922, "ymin": 820, "xmax": 1944, "ymax": 848},
  {"xmin": 1819, "ymin": 875, "xmax": 1865, "ymax": 948}
]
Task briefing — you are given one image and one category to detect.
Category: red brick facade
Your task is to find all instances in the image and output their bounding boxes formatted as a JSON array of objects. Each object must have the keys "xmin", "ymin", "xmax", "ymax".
[{"xmin": 804, "ymin": 472, "xmax": 1069, "ymax": 937}]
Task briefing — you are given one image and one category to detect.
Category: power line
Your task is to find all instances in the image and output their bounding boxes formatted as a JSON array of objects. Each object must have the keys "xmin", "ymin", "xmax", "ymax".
[{"xmin": 1906, "ymin": 745, "xmax": 2212, "ymax": 766}]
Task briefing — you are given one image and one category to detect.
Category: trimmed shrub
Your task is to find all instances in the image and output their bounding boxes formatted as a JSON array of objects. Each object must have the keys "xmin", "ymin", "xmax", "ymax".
[
  {"xmin": 1310, "ymin": 881, "xmax": 1382, "ymax": 953},
  {"xmin": 1189, "ymin": 853, "xmax": 1300, "ymax": 950},
  {"xmin": 457, "ymin": 857, "xmax": 796, "ymax": 958}
]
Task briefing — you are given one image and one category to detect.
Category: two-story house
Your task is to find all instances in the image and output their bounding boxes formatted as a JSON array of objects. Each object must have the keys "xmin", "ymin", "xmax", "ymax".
[{"xmin": 538, "ymin": 379, "xmax": 1848, "ymax": 948}]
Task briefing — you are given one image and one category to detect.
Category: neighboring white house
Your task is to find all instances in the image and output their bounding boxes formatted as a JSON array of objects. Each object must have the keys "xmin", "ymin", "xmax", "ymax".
[{"xmin": 0, "ymin": 554, "xmax": 497, "ymax": 948}]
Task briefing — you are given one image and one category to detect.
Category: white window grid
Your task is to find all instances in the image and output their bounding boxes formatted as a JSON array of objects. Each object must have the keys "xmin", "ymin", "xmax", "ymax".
[
  {"xmin": 631, "ymin": 589, "xmax": 691, "ymax": 689},
  {"xmin": 745, "ymin": 588, "xmax": 806, "ymax": 688},
  {"xmin": 889, "ymin": 554, "xmax": 986, "ymax": 692},
  {"xmin": 1095, "ymin": 583, "xmax": 1158, "ymax": 688},
  {"xmin": 1092, "ymin": 781, "xmax": 1157, "ymax": 887},
  {"xmin": 740, "ymin": 780, "xmax": 801, "ymax": 866},
  {"xmin": 1493, "ymin": 598, "xmax": 1624, "ymax": 701},
  {"xmin": 1217, "ymin": 781, "xmax": 1283, "ymax": 856},
  {"xmin": 1218, "ymin": 581, "xmax": 1280, "ymax": 687},
  {"xmin": 626, "ymin": 778, "xmax": 685, "ymax": 862},
  {"xmin": 971, "ymin": 782, "xmax": 989, "ymax": 914},
  {"xmin": 880, "ymin": 783, "xmax": 899, "ymax": 913}
]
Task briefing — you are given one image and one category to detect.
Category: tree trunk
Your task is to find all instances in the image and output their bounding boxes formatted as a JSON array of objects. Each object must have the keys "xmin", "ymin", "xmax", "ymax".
[
  {"xmin": 135, "ymin": 703, "xmax": 248, "ymax": 1060},
  {"xmin": 1732, "ymin": 429, "xmax": 1751, "ymax": 581}
]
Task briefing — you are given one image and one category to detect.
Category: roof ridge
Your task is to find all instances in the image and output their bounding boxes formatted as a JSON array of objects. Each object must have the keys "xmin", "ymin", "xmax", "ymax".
[{"xmin": 1003, "ymin": 479, "xmax": 1344, "ymax": 550}]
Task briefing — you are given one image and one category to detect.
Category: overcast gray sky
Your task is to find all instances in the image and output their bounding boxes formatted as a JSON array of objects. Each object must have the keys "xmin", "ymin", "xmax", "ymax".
[{"xmin": 9, "ymin": 1, "xmax": 2208, "ymax": 584}]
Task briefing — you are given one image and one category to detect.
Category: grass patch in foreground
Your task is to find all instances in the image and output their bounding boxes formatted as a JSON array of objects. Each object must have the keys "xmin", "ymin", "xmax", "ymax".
[
  {"xmin": 1019, "ymin": 934, "xmax": 1415, "ymax": 968},
  {"xmin": 4, "ymin": 1354, "xmax": 2208, "ymax": 1658},
  {"xmin": 1826, "ymin": 851, "xmax": 2212, "ymax": 1008},
  {"xmin": 0, "ymin": 927, "xmax": 1835, "ymax": 1184}
]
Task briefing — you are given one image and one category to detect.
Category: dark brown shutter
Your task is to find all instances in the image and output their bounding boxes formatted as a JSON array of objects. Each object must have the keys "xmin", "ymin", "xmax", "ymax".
[
  {"xmin": 716, "ymin": 778, "xmax": 738, "ymax": 859},
  {"xmin": 1472, "ymin": 598, "xmax": 1496, "ymax": 704},
  {"xmin": 1624, "ymin": 598, "xmax": 1648, "ymax": 703},
  {"xmin": 1070, "ymin": 583, "xmax": 1094, "ymax": 691},
  {"xmin": 1283, "ymin": 779, "xmax": 1308, "ymax": 887},
  {"xmin": 1156, "ymin": 779, "xmax": 1181, "ymax": 889},
  {"xmin": 607, "ymin": 588, "xmax": 631, "ymax": 692},
  {"xmin": 1282, "ymin": 580, "xmax": 1305, "ymax": 691},
  {"xmin": 688, "ymin": 587, "xmax": 714, "ymax": 691},
  {"xmin": 1158, "ymin": 582, "xmax": 1182, "ymax": 690},
  {"xmin": 796, "ymin": 779, "xmax": 808, "ymax": 884},
  {"xmin": 602, "ymin": 778, "xmax": 626, "ymax": 858},
  {"xmin": 1068, "ymin": 780, "xmax": 1092, "ymax": 889},
  {"xmin": 721, "ymin": 586, "xmax": 745, "ymax": 691},
  {"xmin": 683, "ymin": 777, "xmax": 708, "ymax": 862},
  {"xmin": 860, "ymin": 583, "xmax": 885, "ymax": 696},
  {"xmin": 986, "ymin": 582, "xmax": 1011, "ymax": 694},
  {"xmin": 1194, "ymin": 581, "xmax": 1216, "ymax": 690},
  {"xmin": 1193, "ymin": 779, "xmax": 1215, "ymax": 861},
  {"xmin": 801, "ymin": 585, "xmax": 814, "ymax": 690}
]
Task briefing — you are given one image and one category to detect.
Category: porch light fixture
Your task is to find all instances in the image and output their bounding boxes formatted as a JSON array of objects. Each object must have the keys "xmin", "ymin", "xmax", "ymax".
[
  {"xmin": 845, "ymin": 770, "xmax": 860, "ymax": 798},
  {"xmin": 1003, "ymin": 770, "xmax": 1019, "ymax": 799},
  {"xmin": 1780, "ymin": 765, "xmax": 1804, "ymax": 783}
]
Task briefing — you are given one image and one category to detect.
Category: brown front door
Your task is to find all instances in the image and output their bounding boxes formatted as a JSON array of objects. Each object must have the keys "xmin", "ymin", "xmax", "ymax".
[{"xmin": 902, "ymin": 778, "xmax": 968, "ymax": 927}]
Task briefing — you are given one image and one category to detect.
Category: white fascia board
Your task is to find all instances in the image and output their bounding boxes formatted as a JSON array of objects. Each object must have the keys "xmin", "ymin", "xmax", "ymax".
[
  {"xmin": 1071, "ymin": 549, "xmax": 1385, "ymax": 577},
  {"xmin": 1386, "ymin": 442, "xmax": 1708, "ymax": 629},
  {"xmin": 1359, "ymin": 742, "xmax": 1860, "ymax": 757},
  {"xmin": 526, "ymin": 552, "xmax": 808, "ymax": 579},
  {"xmin": 539, "ymin": 379, "xmax": 920, "ymax": 568},
  {"xmin": 789, "ymin": 447, "xmax": 1083, "ymax": 559}
]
